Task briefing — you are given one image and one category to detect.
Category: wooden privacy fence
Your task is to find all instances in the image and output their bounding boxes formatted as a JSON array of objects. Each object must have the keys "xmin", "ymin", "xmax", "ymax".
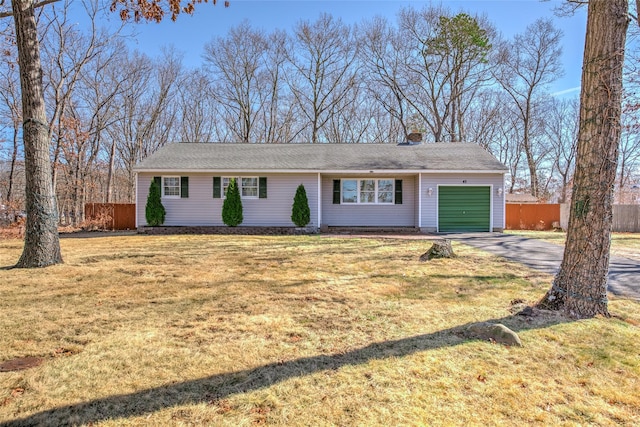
[
  {"xmin": 612, "ymin": 205, "xmax": 640, "ymax": 232},
  {"xmin": 506, "ymin": 204, "xmax": 560, "ymax": 230},
  {"xmin": 561, "ymin": 203, "xmax": 640, "ymax": 232},
  {"xmin": 84, "ymin": 203, "xmax": 136, "ymax": 230},
  {"xmin": 511, "ymin": 203, "xmax": 640, "ymax": 232}
]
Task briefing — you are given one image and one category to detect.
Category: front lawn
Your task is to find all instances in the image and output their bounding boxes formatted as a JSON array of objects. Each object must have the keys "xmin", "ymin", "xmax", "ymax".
[{"xmin": 1, "ymin": 234, "xmax": 639, "ymax": 426}]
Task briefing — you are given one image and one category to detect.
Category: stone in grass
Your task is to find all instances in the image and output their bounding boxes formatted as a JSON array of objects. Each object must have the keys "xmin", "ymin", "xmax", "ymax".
[
  {"xmin": 419, "ymin": 239, "xmax": 455, "ymax": 261},
  {"xmin": 466, "ymin": 322, "xmax": 522, "ymax": 347}
]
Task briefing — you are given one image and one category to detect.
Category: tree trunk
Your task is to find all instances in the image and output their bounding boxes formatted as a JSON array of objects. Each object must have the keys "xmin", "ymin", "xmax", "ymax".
[
  {"xmin": 559, "ymin": 172, "xmax": 569, "ymax": 204},
  {"xmin": 617, "ymin": 156, "xmax": 627, "ymax": 203},
  {"xmin": 106, "ymin": 140, "xmax": 116, "ymax": 203},
  {"xmin": 7, "ymin": 127, "xmax": 19, "ymax": 205},
  {"xmin": 522, "ymin": 105, "xmax": 539, "ymax": 198},
  {"xmin": 12, "ymin": 0, "xmax": 63, "ymax": 267},
  {"xmin": 537, "ymin": 0, "xmax": 628, "ymax": 318},
  {"xmin": 419, "ymin": 239, "xmax": 455, "ymax": 261}
]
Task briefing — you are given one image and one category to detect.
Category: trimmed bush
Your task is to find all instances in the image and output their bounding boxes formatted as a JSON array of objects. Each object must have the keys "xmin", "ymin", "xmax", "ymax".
[
  {"xmin": 145, "ymin": 179, "xmax": 166, "ymax": 226},
  {"xmin": 222, "ymin": 178, "xmax": 243, "ymax": 227},
  {"xmin": 291, "ymin": 184, "xmax": 311, "ymax": 227}
]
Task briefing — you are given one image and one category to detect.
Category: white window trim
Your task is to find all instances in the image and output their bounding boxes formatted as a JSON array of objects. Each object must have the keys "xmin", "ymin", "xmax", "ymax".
[
  {"xmin": 341, "ymin": 178, "xmax": 395, "ymax": 205},
  {"xmin": 222, "ymin": 176, "xmax": 260, "ymax": 199},
  {"xmin": 241, "ymin": 177, "xmax": 259, "ymax": 199},
  {"xmin": 162, "ymin": 176, "xmax": 181, "ymax": 198}
]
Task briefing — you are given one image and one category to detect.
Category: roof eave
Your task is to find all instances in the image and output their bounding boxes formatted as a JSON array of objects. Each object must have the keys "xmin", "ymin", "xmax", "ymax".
[{"xmin": 133, "ymin": 168, "xmax": 508, "ymax": 174}]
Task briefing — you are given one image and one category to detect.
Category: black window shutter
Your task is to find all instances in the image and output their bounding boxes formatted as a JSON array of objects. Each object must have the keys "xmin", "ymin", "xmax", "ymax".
[
  {"xmin": 333, "ymin": 180, "xmax": 341, "ymax": 204},
  {"xmin": 395, "ymin": 179, "xmax": 403, "ymax": 205},
  {"xmin": 213, "ymin": 177, "xmax": 221, "ymax": 198},
  {"xmin": 259, "ymin": 177, "xmax": 267, "ymax": 199},
  {"xmin": 181, "ymin": 176, "xmax": 189, "ymax": 198},
  {"xmin": 153, "ymin": 176, "xmax": 161, "ymax": 188}
]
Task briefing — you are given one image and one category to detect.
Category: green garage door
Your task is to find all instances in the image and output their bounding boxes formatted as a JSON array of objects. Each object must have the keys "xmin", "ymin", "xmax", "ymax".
[{"xmin": 438, "ymin": 186, "xmax": 491, "ymax": 232}]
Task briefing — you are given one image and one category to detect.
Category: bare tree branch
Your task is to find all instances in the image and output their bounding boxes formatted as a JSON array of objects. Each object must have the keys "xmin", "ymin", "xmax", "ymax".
[{"xmin": 0, "ymin": 0, "xmax": 61, "ymax": 18}]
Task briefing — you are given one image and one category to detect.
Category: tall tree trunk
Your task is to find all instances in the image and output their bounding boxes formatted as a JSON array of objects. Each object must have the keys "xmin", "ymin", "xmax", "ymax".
[
  {"xmin": 537, "ymin": 0, "xmax": 628, "ymax": 318},
  {"xmin": 7, "ymin": 127, "xmax": 19, "ymax": 205},
  {"xmin": 12, "ymin": 0, "xmax": 63, "ymax": 267},
  {"xmin": 522, "ymin": 104, "xmax": 539, "ymax": 198},
  {"xmin": 559, "ymin": 172, "xmax": 569, "ymax": 204},
  {"xmin": 524, "ymin": 141, "xmax": 539, "ymax": 198},
  {"xmin": 106, "ymin": 140, "xmax": 117, "ymax": 203},
  {"xmin": 617, "ymin": 156, "xmax": 627, "ymax": 203}
]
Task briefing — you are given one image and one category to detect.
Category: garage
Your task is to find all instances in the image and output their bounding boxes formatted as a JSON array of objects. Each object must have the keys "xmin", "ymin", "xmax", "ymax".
[{"xmin": 438, "ymin": 186, "xmax": 491, "ymax": 232}]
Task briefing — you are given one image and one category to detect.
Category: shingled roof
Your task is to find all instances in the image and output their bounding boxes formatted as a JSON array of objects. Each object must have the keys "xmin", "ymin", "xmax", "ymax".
[{"xmin": 134, "ymin": 142, "xmax": 507, "ymax": 173}]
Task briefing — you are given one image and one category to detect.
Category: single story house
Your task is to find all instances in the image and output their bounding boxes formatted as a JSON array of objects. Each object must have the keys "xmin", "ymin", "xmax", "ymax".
[{"xmin": 134, "ymin": 141, "xmax": 508, "ymax": 232}]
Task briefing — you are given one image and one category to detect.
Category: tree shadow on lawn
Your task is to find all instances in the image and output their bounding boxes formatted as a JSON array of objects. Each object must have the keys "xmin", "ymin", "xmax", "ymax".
[{"xmin": 1, "ymin": 311, "xmax": 570, "ymax": 426}]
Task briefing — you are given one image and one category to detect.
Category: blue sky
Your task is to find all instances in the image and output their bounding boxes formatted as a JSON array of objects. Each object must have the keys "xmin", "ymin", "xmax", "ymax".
[{"xmin": 93, "ymin": 0, "xmax": 587, "ymax": 96}]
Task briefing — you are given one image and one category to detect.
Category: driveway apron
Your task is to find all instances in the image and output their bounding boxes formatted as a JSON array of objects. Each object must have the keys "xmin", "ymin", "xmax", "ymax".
[{"xmin": 444, "ymin": 233, "xmax": 640, "ymax": 301}]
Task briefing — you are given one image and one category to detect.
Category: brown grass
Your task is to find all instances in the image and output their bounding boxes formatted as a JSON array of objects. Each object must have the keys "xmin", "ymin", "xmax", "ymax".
[{"xmin": 0, "ymin": 234, "xmax": 639, "ymax": 426}]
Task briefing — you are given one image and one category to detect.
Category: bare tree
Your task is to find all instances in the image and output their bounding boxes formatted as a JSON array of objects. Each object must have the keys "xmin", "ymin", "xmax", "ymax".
[
  {"xmin": 175, "ymin": 69, "xmax": 217, "ymax": 142},
  {"xmin": 39, "ymin": 0, "xmax": 124, "ymax": 203},
  {"xmin": 398, "ymin": 6, "xmax": 495, "ymax": 142},
  {"xmin": 203, "ymin": 21, "xmax": 268, "ymax": 143},
  {"xmin": 465, "ymin": 89, "xmax": 510, "ymax": 149},
  {"xmin": 260, "ymin": 29, "xmax": 296, "ymax": 143},
  {"xmin": 108, "ymin": 49, "xmax": 181, "ymax": 201},
  {"xmin": 497, "ymin": 108, "xmax": 525, "ymax": 194},
  {"xmin": 286, "ymin": 13, "xmax": 359, "ymax": 143},
  {"xmin": 0, "ymin": 22, "xmax": 22, "ymax": 210},
  {"xmin": 617, "ymin": 106, "xmax": 640, "ymax": 202},
  {"xmin": 493, "ymin": 18, "xmax": 564, "ymax": 198},
  {"xmin": 324, "ymin": 80, "xmax": 372, "ymax": 143},
  {"xmin": 203, "ymin": 26, "xmax": 294, "ymax": 143},
  {"xmin": 545, "ymin": 97, "xmax": 579, "ymax": 203},
  {"xmin": 74, "ymin": 38, "xmax": 131, "ymax": 203},
  {"xmin": 358, "ymin": 16, "xmax": 412, "ymax": 141},
  {"xmin": 55, "ymin": 114, "xmax": 102, "ymax": 225},
  {"xmin": 0, "ymin": 0, "xmax": 224, "ymax": 267},
  {"xmin": 618, "ymin": 43, "xmax": 640, "ymax": 202},
  {"xmin": 52, "ymin": 36, "xmax": 130, "ymax": 222}
]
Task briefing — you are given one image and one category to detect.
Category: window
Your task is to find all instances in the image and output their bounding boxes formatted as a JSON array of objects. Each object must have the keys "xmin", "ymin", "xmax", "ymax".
[
  {"xmin": 241, "ymin": 177, "xmax": 258, "ymax": 198},
  {"xmin": 378, "ymin": 179, "xmax": 394, "ymax": 203},
  {"xmin": 222, "ymin": 176, "xmax": 260, "ymax": 199},
  {"xmin": 163, "ymin": 176, "xmax": 180, "ymax": 197},
  {"xmin": 342, "ymin": 180, "xmax": 357, "ymax": 203},
  {"xmin": 341, "ymin": 179, "xmax": 394, "ymax": 204},
  {"xmin": 360, "ymin": 180, "xmax": 375, "ymax": 203}
]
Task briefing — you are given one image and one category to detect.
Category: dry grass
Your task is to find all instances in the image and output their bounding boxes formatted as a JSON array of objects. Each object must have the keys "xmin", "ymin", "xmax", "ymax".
[
  {"xmin": 506, "ymin": 230, "xmax": 640, "ymax": 261},
  {"xmin": 0, "ymin": 234, "xmax": 639, "ymax": 426}
]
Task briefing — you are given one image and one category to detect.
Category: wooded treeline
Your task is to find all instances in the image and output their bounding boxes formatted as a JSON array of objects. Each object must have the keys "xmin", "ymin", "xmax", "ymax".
[{"xmin": 0, "ymin": 1, "xmax": 639, "ymax": 225}]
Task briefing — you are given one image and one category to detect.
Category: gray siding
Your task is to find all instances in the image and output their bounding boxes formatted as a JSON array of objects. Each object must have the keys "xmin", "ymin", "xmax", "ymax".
[
  {"xmin": 136, "ymin": 171, "xmax": 504, "ymax": 231},
  {"xmin": 137, "ymin": 173, "xmax": 319, "ymax": 227},
  {"xmin": 415, "ymin": 175, "xmax": 421, "ymax": 228},
  {"xmin": 419, "ymin": 173, "xmax": 505, "ymax": 232},
  {"xmin": 321, "ymin": 175, "xmax": 416, "ymax": 227}
]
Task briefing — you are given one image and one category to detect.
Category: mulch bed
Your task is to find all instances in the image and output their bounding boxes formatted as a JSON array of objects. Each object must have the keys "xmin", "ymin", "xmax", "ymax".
[{"xmin": 139, "ymin": 226, "xmax": 317, "ymax": 235}]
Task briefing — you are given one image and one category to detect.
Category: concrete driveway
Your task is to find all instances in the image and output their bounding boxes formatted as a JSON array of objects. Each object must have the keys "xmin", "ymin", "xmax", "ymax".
[{"xmin": 444, "ymin": 233, "xmax": 640, "ymax": 301}]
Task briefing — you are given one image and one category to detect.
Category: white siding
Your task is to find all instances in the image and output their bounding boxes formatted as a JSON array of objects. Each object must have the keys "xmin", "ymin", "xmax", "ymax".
[
  {"xmin": 420, "ymin": 173, "xmax": 505, "ymax": 232},
  {"xmin": 321, "ymin": 175, "xmax": 416, "ymax": 227},
  {"xmin": 137, "ymin": 173, "xmax": 318, "ymax": 227}
]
